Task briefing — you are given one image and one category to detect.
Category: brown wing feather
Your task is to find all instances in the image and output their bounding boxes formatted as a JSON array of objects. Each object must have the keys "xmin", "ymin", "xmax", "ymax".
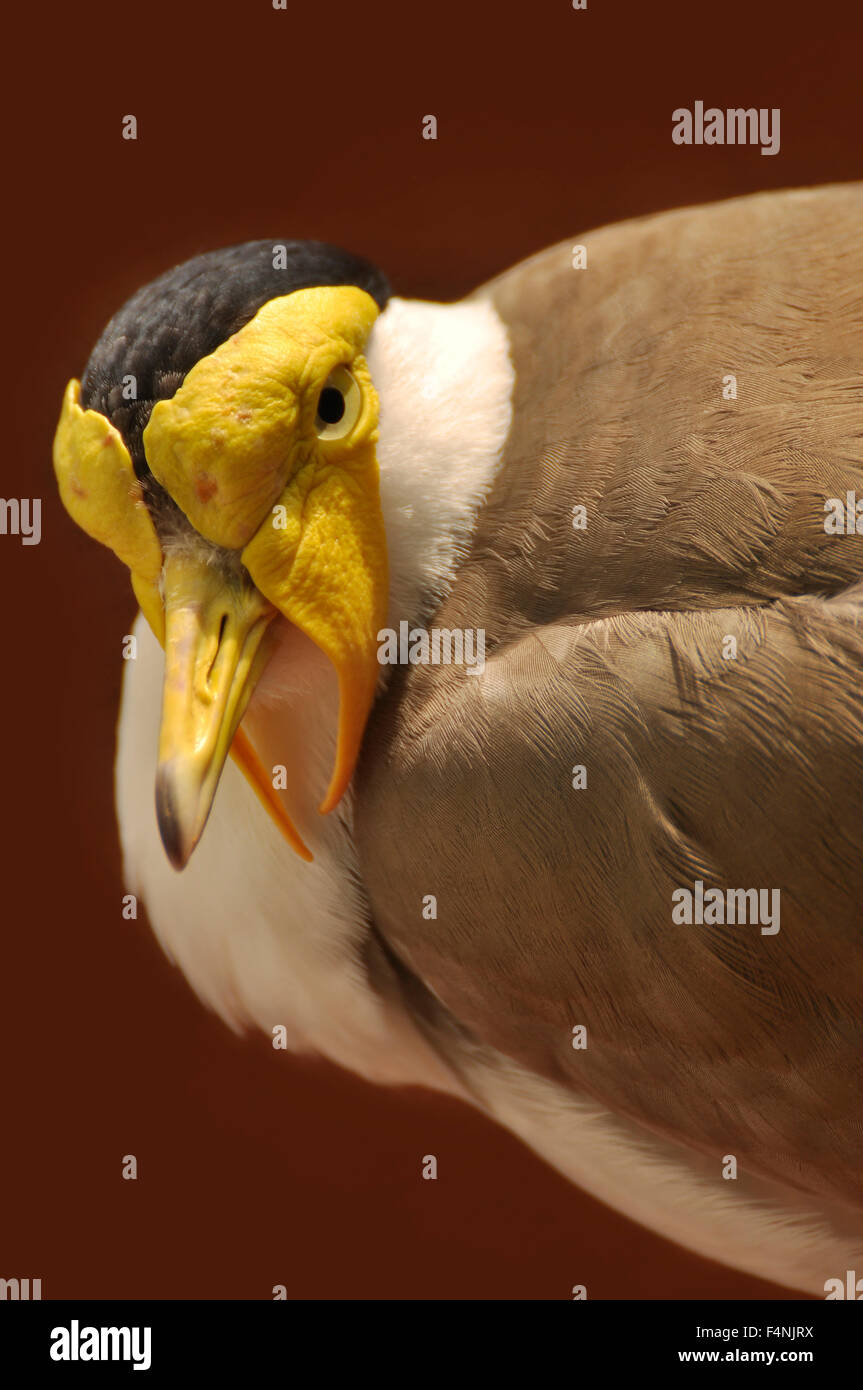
[{"xmin": 355, "ymin": 185, "xmax": 863, "ymax": 1206}]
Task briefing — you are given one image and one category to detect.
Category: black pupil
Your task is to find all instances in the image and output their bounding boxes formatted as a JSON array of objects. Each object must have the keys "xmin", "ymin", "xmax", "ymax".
[{"xmin": 318, "ymin": 386, "xmax": 346, "ymax": 425}]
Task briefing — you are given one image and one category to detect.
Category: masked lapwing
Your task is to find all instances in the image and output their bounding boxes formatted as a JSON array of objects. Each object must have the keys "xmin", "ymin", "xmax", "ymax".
[{"xmin": 54, "ymin": 184, "xmax": 863, "ymax": 1294}]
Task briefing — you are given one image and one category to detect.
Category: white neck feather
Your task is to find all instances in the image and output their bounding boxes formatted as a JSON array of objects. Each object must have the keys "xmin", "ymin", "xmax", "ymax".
[{"xmin": 367, "ymin": 295, "xmax": 514, "ymax": 629}]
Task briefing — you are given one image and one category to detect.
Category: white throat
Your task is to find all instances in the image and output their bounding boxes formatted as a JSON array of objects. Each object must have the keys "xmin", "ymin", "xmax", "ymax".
[{"xmin": 116, "ymin": 292, "xmax": 513, "ymax": 1086}]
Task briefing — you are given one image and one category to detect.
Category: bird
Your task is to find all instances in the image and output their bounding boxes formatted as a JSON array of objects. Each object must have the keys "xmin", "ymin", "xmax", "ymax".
[{"xmin": 53, "ymin": 183, "xmax": 863, "ymax": 1296}]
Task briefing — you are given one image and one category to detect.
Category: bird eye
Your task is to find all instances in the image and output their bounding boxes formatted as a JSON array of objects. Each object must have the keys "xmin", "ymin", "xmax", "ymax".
[
  {"xmin": 315, "ymin": 366, "xmax": 361, "ymax": 440},
  {"xmin": 317, "ymin": 387, "xmax": 345, "ymax": 425}
]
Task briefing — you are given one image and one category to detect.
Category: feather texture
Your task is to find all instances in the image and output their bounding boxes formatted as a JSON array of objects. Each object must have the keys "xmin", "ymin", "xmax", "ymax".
[{"xmin": 356, "ymin": 185, "xmax": 863, "ymax": 1214}]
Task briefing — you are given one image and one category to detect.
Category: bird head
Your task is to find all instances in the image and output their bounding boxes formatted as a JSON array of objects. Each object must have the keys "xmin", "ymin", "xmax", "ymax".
[{"xmin": 53, "ymin": 242, "xmax": 391, "ymax": 870}]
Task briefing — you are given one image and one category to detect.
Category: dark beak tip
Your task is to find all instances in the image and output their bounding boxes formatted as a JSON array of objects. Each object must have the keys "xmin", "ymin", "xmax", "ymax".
[{"xmin": 155, "ymin": 766, "xmax": 195, "ymax": 872}]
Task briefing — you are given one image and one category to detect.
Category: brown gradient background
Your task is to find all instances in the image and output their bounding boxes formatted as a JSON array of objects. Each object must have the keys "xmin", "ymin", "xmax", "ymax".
[{"xmin": 3, "ymin": 0, "xmax": 861, "ymax": 1300}]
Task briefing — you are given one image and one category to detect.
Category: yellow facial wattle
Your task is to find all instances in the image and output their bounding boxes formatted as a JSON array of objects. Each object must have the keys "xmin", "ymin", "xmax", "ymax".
[
  {"xmin": 52, "ymin": 283, "xmax": 389, "ymax": 866},
  {"xmin": 53, "ymin": 378, "xmax": 165, "ymax": 640}
]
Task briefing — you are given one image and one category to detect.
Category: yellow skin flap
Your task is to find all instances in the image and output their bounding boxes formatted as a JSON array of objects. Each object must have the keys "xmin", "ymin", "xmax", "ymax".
[
  {"xmin": 52, "ymin": 379, "xmax": 164, "ymax": 637},
  {"xmin": 52, "ymin": 284, "xmax": 389, "ymax": 864},
  {"xmin": 242, "ymin": 438, "xmax": 388, "ymax": 813}
]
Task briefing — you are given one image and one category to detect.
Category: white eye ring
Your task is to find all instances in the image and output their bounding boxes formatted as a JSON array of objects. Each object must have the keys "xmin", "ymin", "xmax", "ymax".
[{"xmin": 315, "ymin": 365, "xmax": 362, "ymax": 440}]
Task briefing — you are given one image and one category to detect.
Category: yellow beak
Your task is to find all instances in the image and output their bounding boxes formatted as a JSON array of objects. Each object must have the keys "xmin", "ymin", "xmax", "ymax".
[{"xmin": 155, "ymin": 550, "xmax": 312, "ymax": 869}]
